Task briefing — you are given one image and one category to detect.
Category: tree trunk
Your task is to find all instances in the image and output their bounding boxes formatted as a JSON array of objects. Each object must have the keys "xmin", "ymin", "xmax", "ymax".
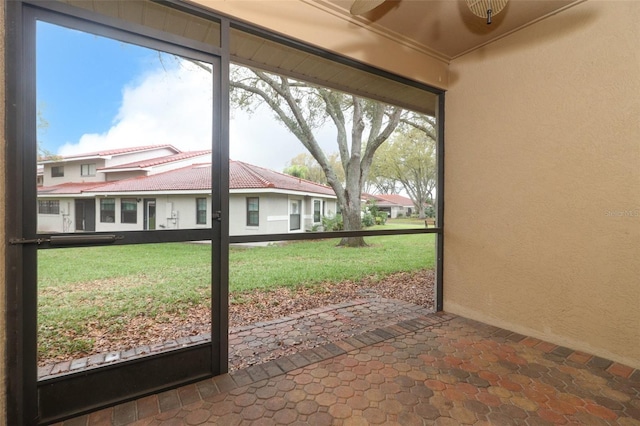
[{"xmin": 337, "ymin": 195, "xmax": 368, "ymax": 247}]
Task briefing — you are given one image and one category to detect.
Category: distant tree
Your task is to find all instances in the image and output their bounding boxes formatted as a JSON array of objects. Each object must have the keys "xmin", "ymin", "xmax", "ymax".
[
  {"xmin": 400, "ymin": 112, "xmax": 437, "ymax": 140},
  {"xmin": 364, "ymin": 170, "xmax": 401, "ymax": 195},
  {"xmin": 372, "ymin": 126, "xmax": 436, "ymax": 218},
  {"xmin": 36, "ymin": 102, "xmax": 58, "ymax": 161},
  {"xmin": 230, "ymin": 65, "xmax": 402, "ymax": 247},
  {"xmin": 282, "ymin": 164, "xmax": 309, "ymax": 179},
  {"xmin": 285, "ymin": 152, "xmax": 344, "ymax": 185}
]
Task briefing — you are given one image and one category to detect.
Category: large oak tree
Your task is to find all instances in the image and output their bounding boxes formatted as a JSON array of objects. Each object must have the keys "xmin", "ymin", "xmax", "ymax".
[{"xmin": 230, "ymin": 65, "xmax": 402, "ymax": 247}]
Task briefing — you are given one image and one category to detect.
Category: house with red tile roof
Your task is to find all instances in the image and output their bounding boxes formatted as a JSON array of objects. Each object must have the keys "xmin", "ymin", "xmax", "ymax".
[
  {"xmin": 364, "ymin": 193, "xmax": 415, "ymax": 218},
  {"xmin": 37, "ymin": 146, "xmax": 338, "ymax": 235}
]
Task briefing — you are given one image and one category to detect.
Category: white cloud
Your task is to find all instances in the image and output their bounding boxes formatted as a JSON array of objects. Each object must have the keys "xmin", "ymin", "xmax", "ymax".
[
  {"xmin": 230, "ymin": 106, "xmax": 307, "ymax": 171},
  {"xmin": 59, "ymin": 59, "xmax": 339, "ymax": 172},
  {"xmin": 230, "ymin": 104, "xmax": 339, "ymax": 172},
  {"xmin": 58, "ymin": 60, "xmax": 213, "ymax": 155}
]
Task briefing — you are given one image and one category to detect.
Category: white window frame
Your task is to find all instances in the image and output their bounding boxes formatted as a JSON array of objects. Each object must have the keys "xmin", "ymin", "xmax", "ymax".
[
  {"xmin": 312, "ymin": 199, "xmax": 322, "ymax": 224},
  {"xmin": 80, "ymin": 163, "xmax": 96, "ymax": 177},
  {"xmin": 289, "ymin": 198, "xmax": 303, "ymax": 232}
]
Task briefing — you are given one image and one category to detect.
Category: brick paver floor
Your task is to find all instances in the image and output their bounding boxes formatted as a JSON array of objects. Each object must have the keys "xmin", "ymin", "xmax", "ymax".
[
  {"xmin": 228, "ymin": 298, "xmax": 438, "ymax": 371},
  {"xmin": 40, "ymin": 297, "xmax": 436, "ymax": 379},
  {"xmin": 55, "ymin": 307, "xmax": 640, "ymax": 425}
]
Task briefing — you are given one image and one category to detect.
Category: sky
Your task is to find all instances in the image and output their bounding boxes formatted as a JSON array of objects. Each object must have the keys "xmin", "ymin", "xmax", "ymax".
[{"xmin": 36, "ymin": 21, "xmax": 336, "ymax": 172}]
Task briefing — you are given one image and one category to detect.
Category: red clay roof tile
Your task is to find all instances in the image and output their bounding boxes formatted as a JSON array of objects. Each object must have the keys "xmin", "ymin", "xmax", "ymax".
[
  {"xmin": 98, "ymin": 150, "xmax": 212, "ymax": 171},
  {"xmin": 42, "ymin": 144, "xmax": 179, "ymax": 161}
]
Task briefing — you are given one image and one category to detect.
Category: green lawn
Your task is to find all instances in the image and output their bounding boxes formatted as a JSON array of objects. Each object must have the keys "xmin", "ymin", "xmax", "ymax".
[{"xmin": 38, "ymin": 225, "xmax": 435, "ymax": 359}]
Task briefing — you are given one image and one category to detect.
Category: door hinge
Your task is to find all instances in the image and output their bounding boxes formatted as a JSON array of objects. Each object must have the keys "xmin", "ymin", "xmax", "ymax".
[{"xmin": 212, "ymin": 211, "xmax": 222, "ymax": 222}]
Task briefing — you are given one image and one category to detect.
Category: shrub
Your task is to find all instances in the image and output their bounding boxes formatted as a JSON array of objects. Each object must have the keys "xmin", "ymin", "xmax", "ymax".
[
  {"xmin": 373, "ymin": 211, "xmax": 388, "ymax": 225},
  {"xmin": 322, "ymin": 214, "xmax": 343, "ymax": 231},
  {"xmin": 424, "ymin": 205, "xmax": 436, "ymax": 218},
  {"xmin": 362, "ymin": 213, "xmax": 375, "ymax": 227}
]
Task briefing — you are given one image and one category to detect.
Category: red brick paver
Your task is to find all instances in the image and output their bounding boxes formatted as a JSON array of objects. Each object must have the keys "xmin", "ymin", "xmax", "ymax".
[{"xmin": 57, "ymin": 304, "xmax": 639, "ymax": 426}]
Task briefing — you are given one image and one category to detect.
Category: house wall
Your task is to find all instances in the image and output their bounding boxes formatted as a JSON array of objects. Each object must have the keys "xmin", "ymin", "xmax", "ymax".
[
  {"xmin": 37, "ymin": 194, "xmax": 337, "ymax": 234},
  {"xmin": 37, "ymin": 198, "xmax": 74, "ymax": 233},
  {"xmin": 93, "ymin": 195, "xmax": 211, "ymax": 231},
  {"xmin": 444, "ymin": 1, "xmax": 640, "ymax": 368},
  {"xmin": 160, "ymin": 195, "xmax": 211, "ymax": 230},
  {"xmin": 37, "ymin": 195, "xmax": 212, "ymax": 233},
  {"xmin": 43, "ymin": 159, "xmax": 107, "ymax": 185},
  {"xmin": 229, "ymin": 194, "xmax": 337, "ymax": 235},
  {"xmin": 230, "ymin": 193, "xmax": 293, "ymax": 236},
  {"xmin": 268, "ymin": 194, "xmax": 298, "ymax": 234},
  {"xmin": 230, "ymin": 193, "xmax": 256, "ymax": 235}
]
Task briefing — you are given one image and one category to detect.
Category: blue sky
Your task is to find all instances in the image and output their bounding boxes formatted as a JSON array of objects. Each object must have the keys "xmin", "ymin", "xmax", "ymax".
[
  {"xmin": 35, "ymin": 21, "xmax": 331, "ymax": 171},
  {"xmin": 37, "ymin": 22, "xmax": 156, "ymax": 154}
]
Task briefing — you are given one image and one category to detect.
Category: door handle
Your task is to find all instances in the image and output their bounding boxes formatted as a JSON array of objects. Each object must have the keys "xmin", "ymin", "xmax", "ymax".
[{"xmin": 9, "ymin": 234, "xmax": 124, "ymax": 246}]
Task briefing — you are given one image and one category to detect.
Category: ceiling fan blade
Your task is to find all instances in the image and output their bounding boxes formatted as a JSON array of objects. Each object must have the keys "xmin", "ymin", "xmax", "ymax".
[{"xmin": 350, "ymin": 0, "xmax": 386, "ymax": 15}]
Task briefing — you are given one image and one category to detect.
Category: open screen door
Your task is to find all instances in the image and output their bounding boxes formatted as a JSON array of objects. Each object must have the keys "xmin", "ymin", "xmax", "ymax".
[{"xmin": 13, "ymin": 5, "xmax": 228, "ymax": 423}]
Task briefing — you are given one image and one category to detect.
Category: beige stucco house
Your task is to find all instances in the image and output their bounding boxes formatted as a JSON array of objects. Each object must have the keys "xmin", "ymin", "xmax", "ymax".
[
  {"xmin": 38, "ymin": 146, "xmax": 337, "ymax": 235},
  {"xmin": 1, "ymin": 0, "xmax": 639, "ymax": 423}
]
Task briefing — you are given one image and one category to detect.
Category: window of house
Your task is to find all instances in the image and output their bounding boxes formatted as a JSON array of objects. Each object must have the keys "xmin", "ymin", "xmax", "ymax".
[
  {"xmin": 121, "ymin": 198, "xmax": 137, "ymax": 224},
  {"xmin": 81, "ymin": 163, "xmax": 96, "ymax": 176},
  {"xmin": 313, "ymin": 199, "xmax": 321, "ymax": 223},
  {"xmin": 290, "ymin": 199, "xmax": 301, "ymax": 231},
  {"xmin": 51, "ymin": 166, "xmax": 64, "ymax": 177},
  {"xmin": 196, "ymin": 198, "xmax": 207, "ymax": 225},
  {"xmin": 247, "ymin": 197, "xmax": 259, "ymax": 226},
  {"xmin": 100, "ymin": 198, "xmax": 115, "ymax": 223},
  {"xmin": 38, "ymin": 200, "xmax": 60, "ymax": 215}
]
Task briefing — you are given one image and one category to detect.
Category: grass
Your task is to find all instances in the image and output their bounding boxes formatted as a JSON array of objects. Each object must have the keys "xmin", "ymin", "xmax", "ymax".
[{"xmin": 38, "ymin": 223, "xmax": 435, "ymax": 360}]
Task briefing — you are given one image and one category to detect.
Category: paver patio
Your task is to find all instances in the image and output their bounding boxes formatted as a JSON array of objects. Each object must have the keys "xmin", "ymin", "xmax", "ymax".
[{"xmin": 54, "ymin": 301, "xmax": 640, "ymax": 425}]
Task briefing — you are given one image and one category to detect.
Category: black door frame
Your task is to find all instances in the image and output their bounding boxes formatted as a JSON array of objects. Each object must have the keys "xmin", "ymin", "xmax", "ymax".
[{"xmin": 5, "ymin": 2, "xmax": 229, "ymax": 424}]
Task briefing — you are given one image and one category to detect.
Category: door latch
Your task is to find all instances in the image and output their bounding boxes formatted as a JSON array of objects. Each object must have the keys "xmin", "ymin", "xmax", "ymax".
[{"xmin": 212, "ymin": 211, "xmax": 222, "ymax": 222}]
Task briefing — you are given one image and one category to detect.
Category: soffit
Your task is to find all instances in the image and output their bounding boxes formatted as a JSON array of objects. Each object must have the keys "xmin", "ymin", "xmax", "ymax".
[
  {"xmin": 60, "ymin": 0, "xmax": 221, "ymax": 46},
  {"xmin": 54, "ymin": 0, "xmax": 582, "ymax": 109},
  {"xmin": 55, "ymin": 0, "xmax": 439, "ymax": 115},
  {"xmin": 229, "ymin": 28, "xmax": 438, "ymax": 115}
]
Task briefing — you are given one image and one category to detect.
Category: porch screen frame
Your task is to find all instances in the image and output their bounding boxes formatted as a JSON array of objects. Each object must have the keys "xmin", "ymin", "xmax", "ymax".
[
  {"xmin": 5, "ymin": 0, "xmax": 443, "ymax": 424},
  {"xmin": 5, "ymin": 2, "xmax": 229, "ymax": 424}
]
